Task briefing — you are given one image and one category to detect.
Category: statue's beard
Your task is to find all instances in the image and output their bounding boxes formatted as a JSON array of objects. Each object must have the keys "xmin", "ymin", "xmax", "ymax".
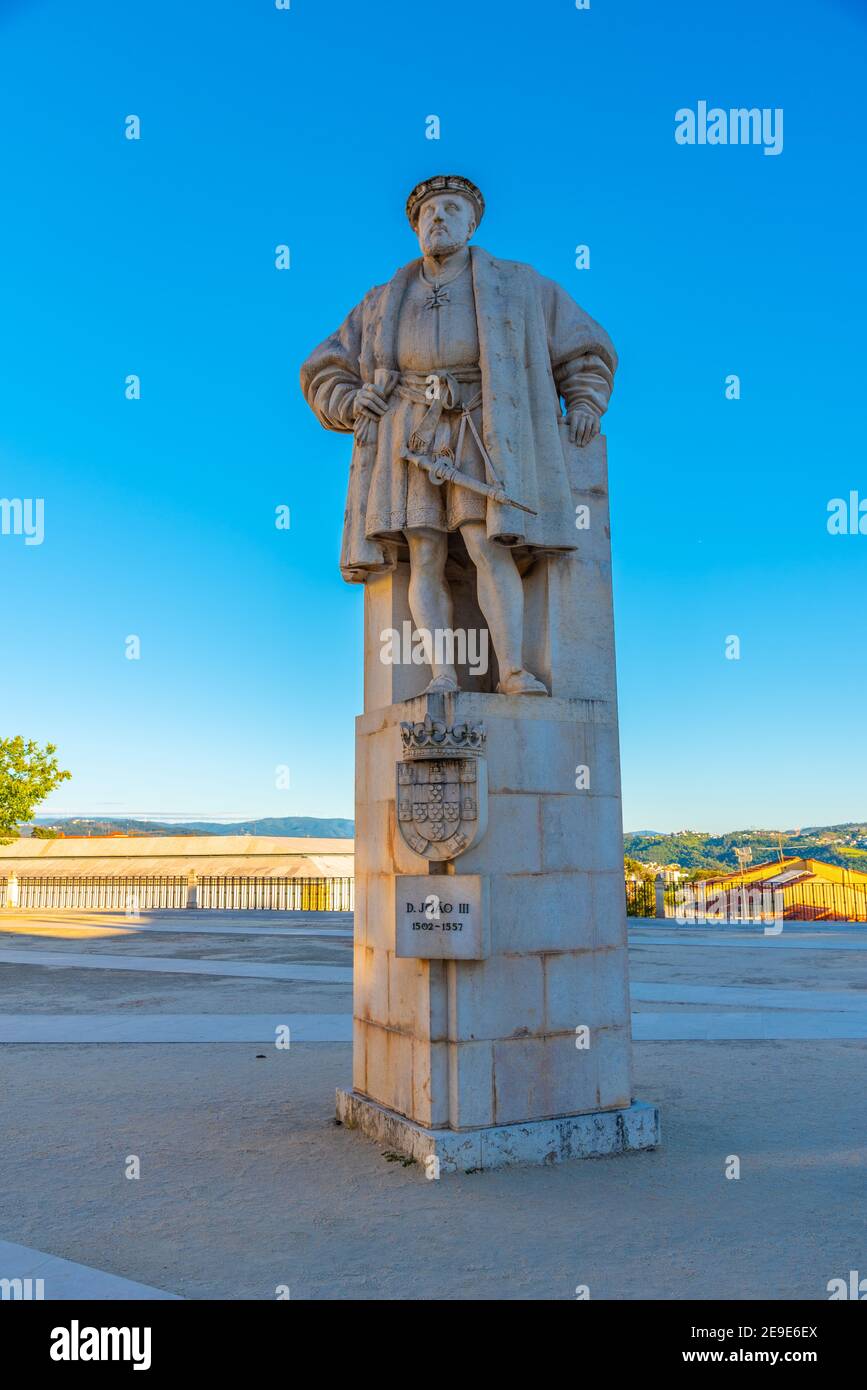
[{"xmin": 423, "ymin": 230, "xmax": 464, "ymax": 259}]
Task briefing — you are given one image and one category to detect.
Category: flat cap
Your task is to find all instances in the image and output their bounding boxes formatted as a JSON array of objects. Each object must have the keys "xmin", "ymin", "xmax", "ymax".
[{"xmin": 405, "ymin": 174, "xmax": 485, "ymax": 230}]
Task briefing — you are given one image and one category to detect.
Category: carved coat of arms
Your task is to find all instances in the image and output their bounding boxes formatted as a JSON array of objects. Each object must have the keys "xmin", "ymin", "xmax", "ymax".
[{"xmin": 396, "ymin": 714, "xmax": 488, "ymax": 862}]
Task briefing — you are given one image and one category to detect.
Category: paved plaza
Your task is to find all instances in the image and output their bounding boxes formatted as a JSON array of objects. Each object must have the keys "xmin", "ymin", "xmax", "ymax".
[{"xmin": 1, "ymin": 910, "xmax": 864, "ymax": 1300}]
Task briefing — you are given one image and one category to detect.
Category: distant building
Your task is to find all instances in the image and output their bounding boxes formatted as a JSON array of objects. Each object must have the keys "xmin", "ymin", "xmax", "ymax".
[
  {"xmin": 713, "ymin": 855, "xmax": 867, "ymax": 889},
  {"xmin": 707, "ymin": 856, "xmax": 867, "ymax": 922},
  {"xmin": 639, "ymin": 861, "xmax": 685, "ymax": 883},
  {"xmin": 0, "ymin": 835, "xmax": 354, "ymax": 911},
  {"xmin": 0, "ymin": 834, "xmax": 353, "ymax": 879}
]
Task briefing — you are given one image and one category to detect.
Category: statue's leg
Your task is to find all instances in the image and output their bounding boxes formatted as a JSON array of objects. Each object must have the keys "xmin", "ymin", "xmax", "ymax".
[
  {"xmin": 405, "ymin": 526, "xmax": 458, "ymax": 692},
  {"xmin": 460, "ymin": 520, "xmax": 547, "ymax": 695}
]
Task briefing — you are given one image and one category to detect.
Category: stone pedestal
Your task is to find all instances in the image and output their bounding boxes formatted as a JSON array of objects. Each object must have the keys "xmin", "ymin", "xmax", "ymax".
[
  {"xmin": 336, "ymin": 1090, "xmax": 658, "ymax": 1174},
  {"xmin": 339, "ymin": 435, "xmax": 659, "ymax": 1168}
]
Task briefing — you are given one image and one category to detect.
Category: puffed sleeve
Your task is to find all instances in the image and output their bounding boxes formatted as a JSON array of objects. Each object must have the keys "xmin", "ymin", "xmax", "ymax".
[
  {"xmin": 541, "ymin": 276, "xmax": 618, "ymax": 419},
  {"xmin": 299, "ymin": 299, "xmax": 366, "ymax": 433}
]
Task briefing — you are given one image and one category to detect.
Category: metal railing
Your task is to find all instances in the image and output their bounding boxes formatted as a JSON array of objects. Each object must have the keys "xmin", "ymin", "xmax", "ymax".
[
  {"xmin": 9, "ymin": 875, "xmax": 188, "ymax": 910},
  {"xmin": 681, "ymin": 877, "xmax": 867, "ymax": 923},
  {"xmin": 625, "ymin": 874, "xmax": 867, "ymax": 923},
  {"xmin": 785, "ymin": 880, "xmax": 867, "ymax": 921},
  {"xmin": 198, "ymin": 875, "xmax": 354, "ymax": 912},
  {"xmin": 5, "ymin": 869, "xmax": 861, "ymax": 922},
  {"xmin": 625, "ymin": 879, "xmax": 657, "ymax": 917},
  {"xmin": 1, "ymin": 874, "xmax": 354, "ymax": 913}
]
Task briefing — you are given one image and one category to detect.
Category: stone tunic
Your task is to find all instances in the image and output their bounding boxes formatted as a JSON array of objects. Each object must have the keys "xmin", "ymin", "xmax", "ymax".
[
  {"xmin": 387, "ymin": 258, "xmax": 488, "ymax": 533},
  {"xmin": 395, "ymin": 258, "xmax": 479, "ymax": 371}
]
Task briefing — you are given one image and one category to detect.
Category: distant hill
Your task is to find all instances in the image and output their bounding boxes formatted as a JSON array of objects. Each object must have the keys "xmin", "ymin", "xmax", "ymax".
[
  {"xmin": 27, "ymin": 816, "xmax": 355, "ymax": 839},
  {"xmin": 25, "ymin": 817, "xmax": 867, "ymax": 871},
  {"xmin": 623, "ymin": 824, "xmax": 867, "ymax": 875}
]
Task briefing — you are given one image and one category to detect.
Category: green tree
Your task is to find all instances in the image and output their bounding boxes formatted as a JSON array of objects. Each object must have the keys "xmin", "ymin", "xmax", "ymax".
[
  {"xmin": 0, "ymin": 738, "xmax": 71, "ymax": 844},
  {"xmin": 624, "ymin": 855, "xmax": 655, "ymax": 881}
]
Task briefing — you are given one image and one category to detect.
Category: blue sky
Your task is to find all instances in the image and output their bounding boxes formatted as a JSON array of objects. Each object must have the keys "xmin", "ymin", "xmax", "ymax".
[{"xmin": 1, "ymin": 0, "xmax": 865, "ymax": 832}]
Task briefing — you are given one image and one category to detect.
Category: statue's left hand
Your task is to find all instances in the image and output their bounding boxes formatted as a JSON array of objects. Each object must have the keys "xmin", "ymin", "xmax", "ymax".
[{"xmin": 566, "ymin": 408, "xmax": 600, "ymax": 447}]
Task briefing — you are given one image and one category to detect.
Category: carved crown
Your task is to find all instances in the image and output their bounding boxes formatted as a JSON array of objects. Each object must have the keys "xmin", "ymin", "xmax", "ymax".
[{"xmin": 399, "ymin": 713, "xmax": 486, "ymax": 760}]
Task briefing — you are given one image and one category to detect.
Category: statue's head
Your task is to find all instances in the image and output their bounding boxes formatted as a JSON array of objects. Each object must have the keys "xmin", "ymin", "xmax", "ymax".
[{"xmin": 406, "ymin": 175, "xmax": 485, "ymax": 258}]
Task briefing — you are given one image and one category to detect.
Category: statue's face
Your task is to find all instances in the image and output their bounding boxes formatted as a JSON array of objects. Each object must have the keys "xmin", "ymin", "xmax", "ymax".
[{"xmin": 416, "ymin": 193, "xmax": 476, "ymax": 257}]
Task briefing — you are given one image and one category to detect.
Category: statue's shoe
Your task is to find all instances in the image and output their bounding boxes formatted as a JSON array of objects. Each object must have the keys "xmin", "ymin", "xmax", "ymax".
[
  {"xmin": 496, "ymin": 668, "xmax": 548, "ymax": 696},
  {"xmin": 422, "ymin": 673, "xmax": 460, "ymax": 695}
]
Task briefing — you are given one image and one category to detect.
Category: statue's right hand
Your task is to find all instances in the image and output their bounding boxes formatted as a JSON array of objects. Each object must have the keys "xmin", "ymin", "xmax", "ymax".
[{"xmin": 353, "ymin": 384, "xmax": 390, "ymax": 418}]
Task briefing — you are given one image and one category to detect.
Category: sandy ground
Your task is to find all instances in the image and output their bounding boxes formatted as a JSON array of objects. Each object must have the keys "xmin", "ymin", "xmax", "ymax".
[{"xmin": 0, "ymin": 911, "xmax": 865, "ymax": 1300}]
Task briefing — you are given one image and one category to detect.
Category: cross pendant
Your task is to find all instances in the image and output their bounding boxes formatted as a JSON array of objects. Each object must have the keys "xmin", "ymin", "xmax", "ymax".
[{"xmin": 425, "ymin": 285, "xmax": 450, "ymax": 310}]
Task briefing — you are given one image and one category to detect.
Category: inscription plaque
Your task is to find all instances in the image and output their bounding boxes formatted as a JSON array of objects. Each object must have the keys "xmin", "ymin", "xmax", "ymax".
[{"xmin": 395, "ymin": 875, "xmax": 489, "ymax": 960}]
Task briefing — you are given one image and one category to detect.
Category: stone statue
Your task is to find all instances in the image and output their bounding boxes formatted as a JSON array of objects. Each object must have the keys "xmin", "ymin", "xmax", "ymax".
[
  {"xmin": 304, "ymin": 178, "xmax": 657, "ymax": 1169},
  {"xmin": 300, "ymin": 175, "xmax": 617, "ymax": 695}
]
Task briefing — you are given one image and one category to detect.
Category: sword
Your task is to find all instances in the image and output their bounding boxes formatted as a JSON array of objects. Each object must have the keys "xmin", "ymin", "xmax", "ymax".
[{"xmin": 403, "ymin": 449, "xmax": 538, "ymax": 517}]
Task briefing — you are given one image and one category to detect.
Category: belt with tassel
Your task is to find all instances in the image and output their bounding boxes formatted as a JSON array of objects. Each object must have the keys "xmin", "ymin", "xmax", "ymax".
[{"xmin": 398, "ymin": 369, "xmax": 485, "ymax": 472}]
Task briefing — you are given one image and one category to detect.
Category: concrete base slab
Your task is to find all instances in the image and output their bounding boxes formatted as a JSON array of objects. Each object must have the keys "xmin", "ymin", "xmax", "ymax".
[{"xmin": 335, "ymin": 1088, "xmax": 660, "ymax": 1173}]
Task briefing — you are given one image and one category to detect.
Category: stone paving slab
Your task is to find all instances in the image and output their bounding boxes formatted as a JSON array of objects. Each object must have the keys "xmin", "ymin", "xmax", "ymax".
[
  {"xmin": 0, "ymin": 948, "xmax": 352, "ymax": 983},
  {"xmin": 633, "ymin": 932, "xmax": 867, "ymax": 951},
  {"xmin": 1, "ymin": 912, "xmax": 864, "ymax": 1298},
  {"xmin": 0, "ymin": 1239, "xmax": 181, "ymax": 1300},
  {"xmin": 633, "ymin": 1011, "xmax": 867, "ymax": 1039},
  {"xmin": 631, "ymin": 981, "xmax": 867, "ymax": 1011},
  {"xmin": 0, "ymin": 1013, "xmax": 353, "ymax": 1042},
  {"xmin": 1, "ymin": 1040, "xmax": 863, "ymax": 1300},
  {"xmin": 0, "ymin": 922, "xmax": 353, "ymax": 938}
]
